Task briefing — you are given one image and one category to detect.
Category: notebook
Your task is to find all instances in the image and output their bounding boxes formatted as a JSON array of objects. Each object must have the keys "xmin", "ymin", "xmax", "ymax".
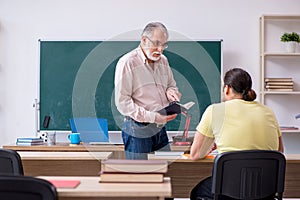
[{"xmin": 69, "ymin": 118, "xmax": 109, "ymax": 143}]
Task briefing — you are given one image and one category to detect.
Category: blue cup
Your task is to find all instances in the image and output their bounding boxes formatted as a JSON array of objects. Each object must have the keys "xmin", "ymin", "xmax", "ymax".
[{"xmin": 68, "ymin": 133, "xmax": 81, "ymax": 145}]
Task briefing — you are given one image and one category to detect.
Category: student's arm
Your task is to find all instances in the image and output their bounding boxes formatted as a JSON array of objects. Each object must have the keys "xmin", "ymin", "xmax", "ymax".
[
  {"xmin": 278, "ymin": 136, "xmax": 284, "ymax": 153},
  {"xmin": 190, "ymin": 131, "xmax": 215, "ymax": 160}
]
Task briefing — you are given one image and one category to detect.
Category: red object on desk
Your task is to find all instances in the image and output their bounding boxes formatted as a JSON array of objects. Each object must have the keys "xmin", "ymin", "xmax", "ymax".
[
  {"xmin": 205, "ymin": 154, "xmax": 216, "ymax": 159},
  {"xmin": 48, "ymin": 180, "xmax": 80, "ymax": 188},
  {"xmin": 174, "ymin": 111, "xmax": 192, "ymax": 145}
]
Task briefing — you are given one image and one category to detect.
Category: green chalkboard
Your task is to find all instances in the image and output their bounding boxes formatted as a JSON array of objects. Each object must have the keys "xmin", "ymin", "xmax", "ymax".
[{"xmin": 40, "ymin": 40, "xmax": 222, "ymax": 131}]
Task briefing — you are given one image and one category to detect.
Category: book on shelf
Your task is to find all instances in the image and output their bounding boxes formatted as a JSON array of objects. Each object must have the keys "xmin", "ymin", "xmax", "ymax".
[
  {"xmin": 157, "ymin": 101, "xmax": 195, "ymax": 116},
  {"xmin": 264, "ymin": 78, "xmax": 293, "ymax": 82},
  {"xmin": 280, "ymin": 126, "xmax": 299, "ymax": 131},
  {"xmin": 266, "ymin": 88, "xmax": 293, "ymax": 92},
  {"xmin": 101, "ymin": 159, "xmax": 168, "ymax": 173},
  {"xmin": 265, "ymin": 85, "xmax": 293, "ymax": 89},
  {"xmin": 265, "ymin": 82, "xmax": 293, "ymax": 86},
  {"xmin": 99, "ymin": 172, "xmax": 164, "ymax": 183}
]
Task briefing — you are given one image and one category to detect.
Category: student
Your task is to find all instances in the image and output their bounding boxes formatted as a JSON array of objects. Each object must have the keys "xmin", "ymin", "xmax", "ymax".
[
  {"xmin": 114, "ymin": 22, "xmax": 181, "ymax": 160},
  {"xmin": 189, "ymin": 68, "xmax": 284, "ymax": 200}
]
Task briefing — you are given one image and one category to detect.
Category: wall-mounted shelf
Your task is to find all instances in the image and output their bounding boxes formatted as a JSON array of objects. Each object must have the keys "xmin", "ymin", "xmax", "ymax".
[
  {"xmin": 262, "ymin": 91, "xmax": 300, "ymax": 95},
  {"xmin": 260, "ymin": 15, "xmax": 300, "ymax": 128},
  {"xmin": 263, "ymin": 53, "xmax": 300, "ymax": 56},
  {"xmin": 281, "ymin": 130, "xmax": 300, "ymax": 133}
]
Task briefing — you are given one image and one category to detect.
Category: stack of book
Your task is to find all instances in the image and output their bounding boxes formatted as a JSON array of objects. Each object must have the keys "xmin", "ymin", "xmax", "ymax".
[
  {"xmin": 265, "ymin": 78, "xmax": 293, "ymax": 92},
  {"xmin": 99, "ymin": 159, "xmax": 168, "ymax": 183},
  {"xmin": 16, "ymin": 137, "xmax": 44, "ymax": 146},
  {"xmin": 280, "ymin": 126, "xmax": 299, "ymax": 131}
]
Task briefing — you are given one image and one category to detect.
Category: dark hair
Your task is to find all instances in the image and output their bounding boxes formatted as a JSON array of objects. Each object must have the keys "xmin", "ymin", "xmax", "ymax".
[
  {"xmin": 224, "ymin": 68, "xmax": 256, "ymax": 101},
  {"xmin": 142, "ymin": 22, "xmax": 169, "ymax": 38}
]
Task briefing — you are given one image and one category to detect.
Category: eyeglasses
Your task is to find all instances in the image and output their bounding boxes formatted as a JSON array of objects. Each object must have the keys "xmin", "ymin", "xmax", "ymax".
[{"xmin": 146, "ymin": 36, "xmax": 168, "ymax": 49}]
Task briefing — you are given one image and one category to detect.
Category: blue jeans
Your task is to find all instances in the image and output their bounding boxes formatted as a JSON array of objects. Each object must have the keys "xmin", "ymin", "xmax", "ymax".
[
  {"xmin": 190, "ymin": 176, "xmax": 213, "ymax": 200},
  {"xmin": 122, "ymin": 117, "xmax": 170, "ymax": 160},
  {"xmin": 190, "ymin": 176, "xmax": 276, "ymax": 200}
]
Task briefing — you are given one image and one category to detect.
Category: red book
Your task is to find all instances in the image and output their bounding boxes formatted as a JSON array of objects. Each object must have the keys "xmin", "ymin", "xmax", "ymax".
[{"xmin": 48, "ymin": 180, "xmax": 80, "ymax": 188}]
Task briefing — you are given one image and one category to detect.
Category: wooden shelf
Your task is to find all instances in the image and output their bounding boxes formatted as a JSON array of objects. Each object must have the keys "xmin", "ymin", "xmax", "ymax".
[
  {"xmin": 263, "ymin": 53, "xmax": 300, "ymax": 56},
  {"xmin": 281, "ymin": 130, "xmax": 300, "ymax": 133},
  {"xmin": 263, "ymin": 91, "xmax": 300, "ymax": 95},
  {"xmin": 260, "ymin": 15, "xmax": 300, "ymax": 126},
  {"xmin": 261, "ymin": 15, "xmax": 300, "ymax": 20}
]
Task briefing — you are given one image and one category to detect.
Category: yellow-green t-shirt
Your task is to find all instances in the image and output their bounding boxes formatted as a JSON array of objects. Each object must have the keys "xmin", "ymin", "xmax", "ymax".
[{"xmin": 196, "ymin": 99, "xmax": 281, "ymax": 153}]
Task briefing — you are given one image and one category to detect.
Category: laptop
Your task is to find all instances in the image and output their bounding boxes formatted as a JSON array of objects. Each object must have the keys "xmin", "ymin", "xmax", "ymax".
[
  {"xmin": 89, "ymin": 131, "xmax": 123, "ymax": 145},
  {"xmin": 69, "ymin": 118, "xmax": 109, "ymax": 143}
]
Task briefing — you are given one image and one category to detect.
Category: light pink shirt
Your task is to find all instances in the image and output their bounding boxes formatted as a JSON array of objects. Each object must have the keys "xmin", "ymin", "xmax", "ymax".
[{"xmin": 114, "ymin": 46, "xmax": 178, "ymax": 123}]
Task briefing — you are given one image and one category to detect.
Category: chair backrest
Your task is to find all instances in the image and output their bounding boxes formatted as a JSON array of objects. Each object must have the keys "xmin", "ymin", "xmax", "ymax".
[
  {"xmin": 0, "ymin": 175, "xmax": 58, "ymax": 200},
  {"xmin": 0, "ymin": 148, "xmax": 24, "ymax": 175},
  {"xmin": 212, "ymin": 150, "xmax": 286, "ymax": 200}
]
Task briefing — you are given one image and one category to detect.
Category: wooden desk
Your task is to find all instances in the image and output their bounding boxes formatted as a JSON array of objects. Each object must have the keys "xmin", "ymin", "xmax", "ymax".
[
  {"xmin": 5, "ymin": 144, "xmax": 299, "ymax": 198},
  {"xmin": 18, "ymin": 152, "xmax": 112, "ymax": 176},
  {"xmin": 4, "ymin": 143, "xmax": 190, "ymax": 159},
  {"xmin": 149, "ymin": 154, "xmax": 300, "ymax": 198},
  {"xmin": 38, "ymin": 176, "xmax": 172, "ymax": 200},
  {"xmin": 151, "ymin": 154, "xmax": 214, "ymax": 198},
  {"xmin": 4, "ymin": 143, "xmax": 124, "ymax": 152},
  {"xmin": 283, "ymin": 154, "xmax": 300, "ymax": 198}
]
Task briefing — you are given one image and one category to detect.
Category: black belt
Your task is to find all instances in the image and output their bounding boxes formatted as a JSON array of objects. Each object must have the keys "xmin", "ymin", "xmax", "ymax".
[{"xmin": 124, "ymin": 116, "xmax": 150, "ymax": 126}]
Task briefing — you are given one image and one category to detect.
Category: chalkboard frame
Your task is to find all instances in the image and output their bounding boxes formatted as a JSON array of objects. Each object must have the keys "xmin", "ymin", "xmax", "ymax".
[{"xmin": 39, "ymin": 40, "xmax": 222, "ymax": 132}]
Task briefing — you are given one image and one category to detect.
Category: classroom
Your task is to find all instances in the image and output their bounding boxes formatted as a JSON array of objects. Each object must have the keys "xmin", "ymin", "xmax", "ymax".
[{"xmin": 0, "ymin": 0, "xmax": 300, "ymax": 199}]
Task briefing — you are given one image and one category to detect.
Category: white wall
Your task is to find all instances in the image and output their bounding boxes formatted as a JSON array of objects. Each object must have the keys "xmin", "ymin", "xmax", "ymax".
[{"xmin": 0, "ymin": 0, "xmax": 300, "ymax": 150}]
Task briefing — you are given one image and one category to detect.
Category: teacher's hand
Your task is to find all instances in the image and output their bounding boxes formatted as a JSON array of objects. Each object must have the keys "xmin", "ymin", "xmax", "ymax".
[
  {"xmin": 155, "ymin": 113, "xmax": 177, "ymax": 124},
  {"xmin": 166, "ymin": 90, "xmax": 181, "ymax": 102}
]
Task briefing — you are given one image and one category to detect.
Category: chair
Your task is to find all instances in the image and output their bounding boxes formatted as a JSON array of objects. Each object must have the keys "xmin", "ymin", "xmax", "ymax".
[
  {"xmin": 0, "ymin": 175, "xmax": 58, "ymax": 200},
  {"xmin": 212, "ymin": 150, "xmax": 286, "ymax": 200},
  {"xmin": 0, "ymin": 148, "xmax": 24, "ymax": 175}
]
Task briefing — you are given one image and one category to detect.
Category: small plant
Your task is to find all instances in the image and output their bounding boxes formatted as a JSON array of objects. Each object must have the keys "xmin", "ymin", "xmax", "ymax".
[{"xmin": 280, "ymin": 32, "xmax": 300, "ymax": 43}]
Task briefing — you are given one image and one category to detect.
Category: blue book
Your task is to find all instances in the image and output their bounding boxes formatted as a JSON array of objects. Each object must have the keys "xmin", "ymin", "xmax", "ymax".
[
  {"xmin": 16, "ymin": 137, "xmax": 43, "ymax": 143},
  {"xmin": 16, "ymin": 141, "xmax": 44, "ymax": 146}
]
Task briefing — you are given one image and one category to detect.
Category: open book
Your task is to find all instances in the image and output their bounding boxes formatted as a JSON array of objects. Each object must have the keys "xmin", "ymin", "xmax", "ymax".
[{"xmin": 158, "ymin": 101, "xmax": 195, "ymax": 115}]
